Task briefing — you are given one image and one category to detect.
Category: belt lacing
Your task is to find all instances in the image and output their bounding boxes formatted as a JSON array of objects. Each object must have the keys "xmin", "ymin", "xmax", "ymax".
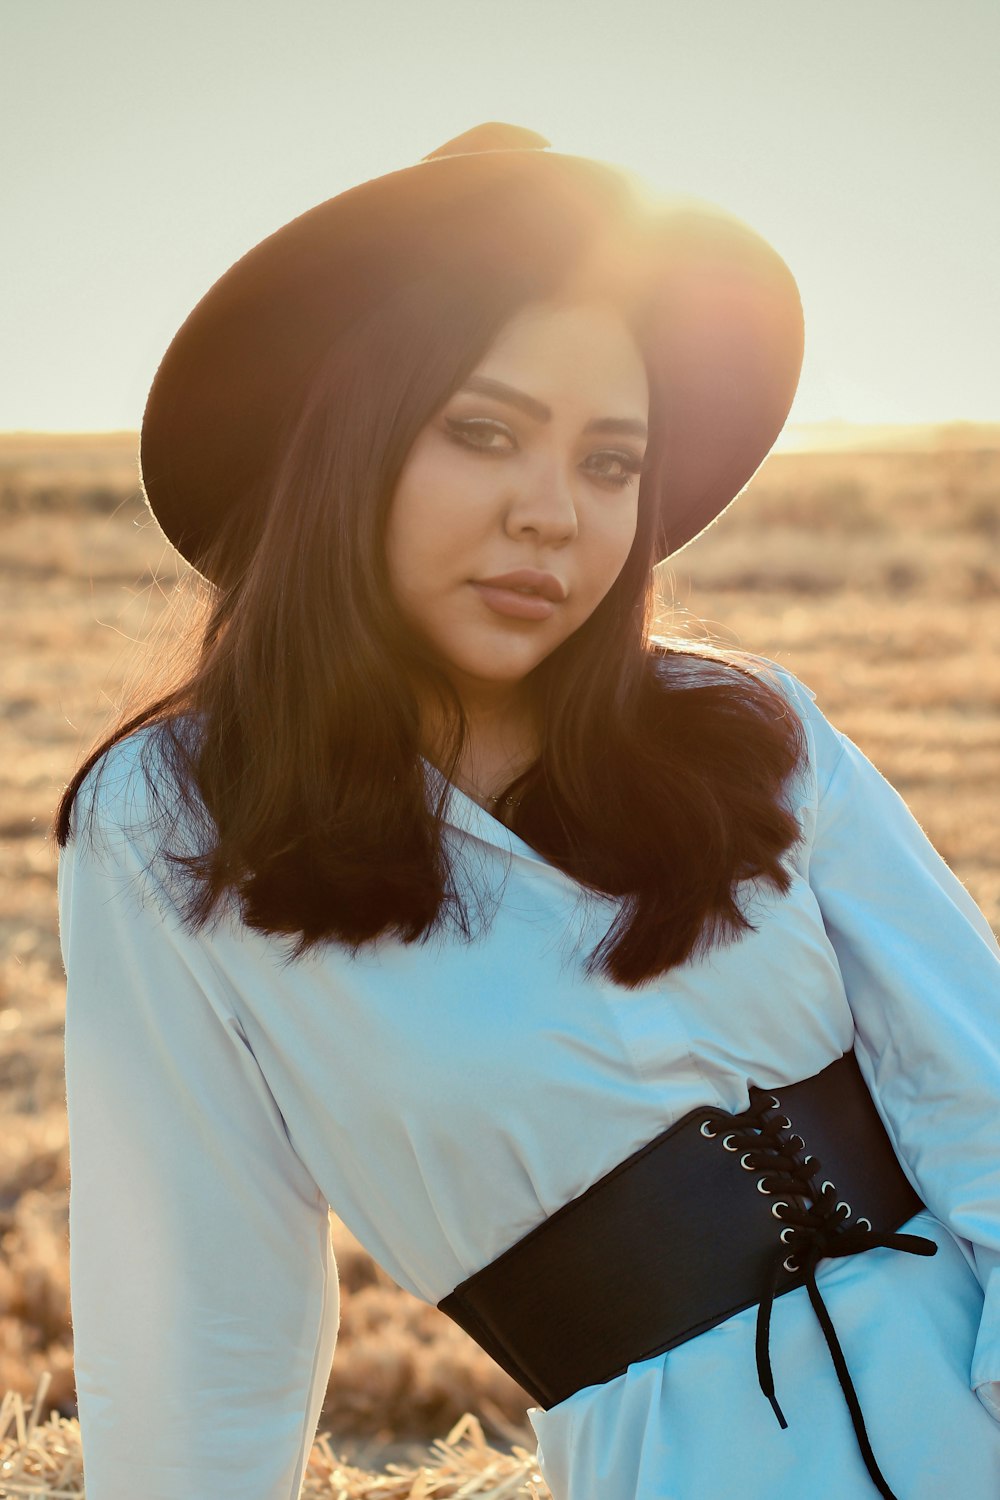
[{"xmin": 723, "ymin": 1087, "xmax": 938, "ymax": 1500}]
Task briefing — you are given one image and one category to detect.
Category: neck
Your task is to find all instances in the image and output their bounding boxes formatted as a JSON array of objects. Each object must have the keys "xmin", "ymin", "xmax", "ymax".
[{"xmin": 416, "ymin": 680, "xmax": 541, "ymax": 809}]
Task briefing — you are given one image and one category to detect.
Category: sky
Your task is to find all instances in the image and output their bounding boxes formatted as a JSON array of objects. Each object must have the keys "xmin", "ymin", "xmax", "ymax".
[{"xmin": 3, "ymin": 0, "xmax": 998, "ymax": 434}]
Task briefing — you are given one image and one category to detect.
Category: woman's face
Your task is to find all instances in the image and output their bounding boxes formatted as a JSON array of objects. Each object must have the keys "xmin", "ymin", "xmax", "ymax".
[{"xmin": 384, "ymin": 297, "xmax": 649, "ymax": 711}]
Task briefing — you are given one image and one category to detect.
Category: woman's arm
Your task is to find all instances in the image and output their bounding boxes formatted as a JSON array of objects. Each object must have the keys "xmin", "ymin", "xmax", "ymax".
[
  {"xmin": 777, "ymin": 668, "xmax": 1000, "ymax": 1422},
  {"xmin": 59, "ymin": 742, "xmax": 340, "ymax": 1499}
]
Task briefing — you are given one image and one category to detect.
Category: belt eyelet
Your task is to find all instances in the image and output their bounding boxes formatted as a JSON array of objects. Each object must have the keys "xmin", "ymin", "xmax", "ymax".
[
  {"xmin": 779, "ymin": 1226, "xmax": 795, "ymax": 1245},
  {"xmin": 739, "ymin": 1152, "xmax": 756, "ymax": 1171},
  {"xmin": 771, "ymin": 1201, "xmax": 789, "ymax": 1220},
  {"xmin": 700, "ymin": 1120, "xmax": 718, "ymax": 1138},
  {"xmin": 722, "ymin": 1134, "xmax": 739, "ymax": 1151},
  {"xmin": 857, "ymin": 1215, "xmax": 872, "ymax": 1231},
  {"xmin": 783, "ymin": 1255, "xmax": 800, "ymax": 1274}
]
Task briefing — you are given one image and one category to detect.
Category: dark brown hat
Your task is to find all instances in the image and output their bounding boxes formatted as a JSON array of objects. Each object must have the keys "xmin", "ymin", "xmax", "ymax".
[{"xmin": 139, "ymin": 122, "xmax": 804, "ymax": 583}]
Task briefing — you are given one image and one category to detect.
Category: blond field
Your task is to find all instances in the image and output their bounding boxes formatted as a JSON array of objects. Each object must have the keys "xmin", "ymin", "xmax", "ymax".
[{"xmin": 0, "ymin": 430, "xmax": 997, "ymax": 1463}]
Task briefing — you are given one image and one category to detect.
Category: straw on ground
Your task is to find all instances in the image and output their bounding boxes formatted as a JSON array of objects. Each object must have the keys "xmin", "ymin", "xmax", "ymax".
[{"xmin": 0, "ymin": 1372, "xmax": 552, "ymax": 1499}]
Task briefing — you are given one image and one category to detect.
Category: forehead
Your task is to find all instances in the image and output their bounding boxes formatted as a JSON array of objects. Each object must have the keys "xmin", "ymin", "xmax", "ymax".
[{"xmin": 476, "ymin": 299, "xmax": 649, "ymax": 404}]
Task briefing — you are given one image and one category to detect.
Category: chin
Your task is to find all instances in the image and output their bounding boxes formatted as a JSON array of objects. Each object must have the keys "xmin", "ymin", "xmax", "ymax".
[
  {"xmin": 453, "ymin": 663, "xmax": 540, "ymax": 686},
  {"xmin": 444, "ymin": 648, "xmax": 549, "ymax": 686}
]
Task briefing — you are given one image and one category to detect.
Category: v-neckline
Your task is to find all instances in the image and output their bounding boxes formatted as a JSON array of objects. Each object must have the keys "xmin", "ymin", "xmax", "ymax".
[{"xmin": 418, "ymin": 755, "xmax": 556, "ymax": 871}]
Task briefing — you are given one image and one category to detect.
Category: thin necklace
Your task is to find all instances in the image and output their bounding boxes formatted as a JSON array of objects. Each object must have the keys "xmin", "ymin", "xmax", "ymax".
[
  {"xmin": 443, "ymin": 769, "xmax": 525, "ymax": 810},
  {"xmin": 486, "ymin": 790, "xmax": 522, "ymax": 808},
  {"xmin": 453, "ymin": 751, "xmax": 535, "ymax": 810}
]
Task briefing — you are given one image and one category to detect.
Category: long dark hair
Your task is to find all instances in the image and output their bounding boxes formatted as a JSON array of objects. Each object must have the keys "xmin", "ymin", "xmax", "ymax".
[{"xmin": 53, "ymin": 216, "xmax": 808, "ymax": 991}]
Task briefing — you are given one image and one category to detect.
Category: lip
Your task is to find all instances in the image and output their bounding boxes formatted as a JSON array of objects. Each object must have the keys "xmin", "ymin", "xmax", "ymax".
[
  {"xmin": 470, "ymin": 582, "xmax": 556, "ymax": 621},
  {"xmin": 474, "ymin": 569, "xmax": 567, "ymax": 602}
]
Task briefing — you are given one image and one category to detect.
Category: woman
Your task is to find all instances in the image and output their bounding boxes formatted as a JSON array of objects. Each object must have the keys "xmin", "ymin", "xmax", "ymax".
[{"xmin": 54, "ymin": 123, "xmax": 1000, "ymax": 1500}]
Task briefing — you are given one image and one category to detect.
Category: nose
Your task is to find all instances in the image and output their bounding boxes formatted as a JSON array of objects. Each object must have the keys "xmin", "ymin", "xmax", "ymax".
[{"xmin": 503, "ymin": 451, "xmax": 579, "ymax": 545}]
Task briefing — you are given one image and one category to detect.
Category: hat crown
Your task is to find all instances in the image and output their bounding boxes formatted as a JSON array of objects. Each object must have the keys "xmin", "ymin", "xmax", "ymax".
[{"xmin": 421, "ymin": 122, "xmax": 551, "ymax": 162}]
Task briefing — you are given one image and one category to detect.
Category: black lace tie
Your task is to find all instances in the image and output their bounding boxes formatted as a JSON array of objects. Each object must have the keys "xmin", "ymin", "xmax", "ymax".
[{"xmin": 715, "ymin": 1086, "xmax": 938, "ymax": 1500}]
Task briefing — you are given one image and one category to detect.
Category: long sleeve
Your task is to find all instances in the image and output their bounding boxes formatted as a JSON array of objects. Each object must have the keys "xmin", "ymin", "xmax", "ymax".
[
  {"xmin": 795, "ymin": 684, "xmax": 1000, "ymax": 1423},
  {"xmin": 58, "ymin": 749, "xmax": 340, "ymax": 1499}
]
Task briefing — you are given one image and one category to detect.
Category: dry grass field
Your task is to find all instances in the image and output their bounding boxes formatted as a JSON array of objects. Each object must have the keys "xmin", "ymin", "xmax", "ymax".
[{"xmin": 0, "ymin": 428, "xmax": 997, "ymax": 1478}]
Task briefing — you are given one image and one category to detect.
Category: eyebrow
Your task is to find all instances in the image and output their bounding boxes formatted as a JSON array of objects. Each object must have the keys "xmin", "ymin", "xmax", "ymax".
[{"xmin": 458, "ymin": 375, "xmax": 648, "ymax": 441}]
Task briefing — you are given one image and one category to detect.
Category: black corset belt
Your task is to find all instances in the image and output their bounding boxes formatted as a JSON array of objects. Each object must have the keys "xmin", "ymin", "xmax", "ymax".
[{"xmin": 437, "ymin": 1049, "xmax": 939, "ymax": 1500}]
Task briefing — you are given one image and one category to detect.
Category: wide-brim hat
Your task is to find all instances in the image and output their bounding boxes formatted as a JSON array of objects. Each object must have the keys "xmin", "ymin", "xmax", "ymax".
[{"xmin": 139, "ymin": 122, "xmax": 804, "ymax": 584}]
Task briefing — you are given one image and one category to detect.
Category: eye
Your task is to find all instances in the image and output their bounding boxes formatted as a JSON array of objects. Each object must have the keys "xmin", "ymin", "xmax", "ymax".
[
  {"xmin": 445, "ymin": 417, "xmax": 644, "ymax": 489},
  {"xmin": 584, "ymin": 451, "xmax": 645, "ymax": 489},
  {"xmin": 444, "ymin": 417, "xmax": 514, "ymax": 452}
]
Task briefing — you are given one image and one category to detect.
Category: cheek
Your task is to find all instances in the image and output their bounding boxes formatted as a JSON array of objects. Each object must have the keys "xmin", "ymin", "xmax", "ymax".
[
  {"xmin": 386, "ymin": 450, "xmax": 480, "ymax": 571},
  {"xmin": 386, "ymin": 495, "xmax": 486, "ymax": 636},
  {"xmin": 590, "ymin": 495, "xmax": 640, "ymax": 576}
]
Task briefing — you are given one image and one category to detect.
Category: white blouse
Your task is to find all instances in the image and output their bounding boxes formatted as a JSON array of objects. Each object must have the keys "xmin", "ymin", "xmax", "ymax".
[{"xmin": 58, "ymin": 656, "xmax": 1000, "ymax": 1500}]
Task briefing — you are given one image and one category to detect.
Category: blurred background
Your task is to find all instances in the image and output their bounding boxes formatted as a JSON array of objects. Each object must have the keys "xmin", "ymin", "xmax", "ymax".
[{"xmin": 1, "ymin": 0, "xmax": 997, "ymax": 1478}]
